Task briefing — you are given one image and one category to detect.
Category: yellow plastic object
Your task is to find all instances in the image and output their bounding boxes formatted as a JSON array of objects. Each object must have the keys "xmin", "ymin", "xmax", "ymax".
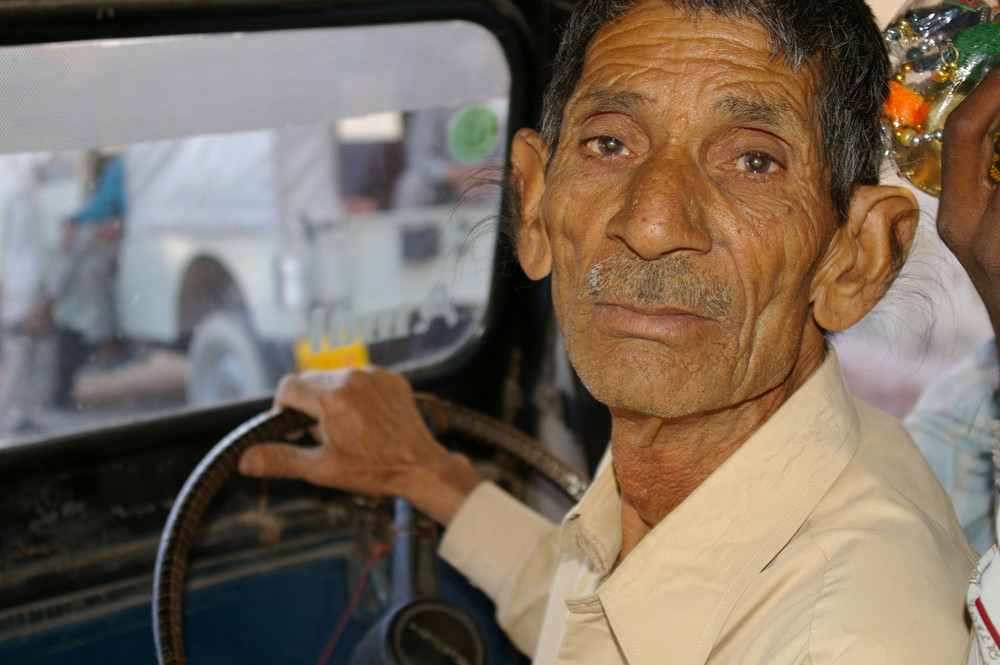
[
  {"xmin": 294, "ymin": 335, "xmax": 371, "ymax": 371},
  {"xmin": 883, "ymin": 0, "xmax": 1000, "ymax": 197}
]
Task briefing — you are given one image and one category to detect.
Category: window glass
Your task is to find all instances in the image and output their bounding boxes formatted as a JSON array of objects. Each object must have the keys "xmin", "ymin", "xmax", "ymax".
[{"xmin": 0, "ymin": 21, "xmax": 509, "ymax": 442}]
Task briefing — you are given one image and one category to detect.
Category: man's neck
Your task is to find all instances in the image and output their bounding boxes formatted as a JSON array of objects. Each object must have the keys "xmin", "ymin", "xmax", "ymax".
[{"xmin": 610, "ymin": 359, "xmax": 821, "ymax": 565}]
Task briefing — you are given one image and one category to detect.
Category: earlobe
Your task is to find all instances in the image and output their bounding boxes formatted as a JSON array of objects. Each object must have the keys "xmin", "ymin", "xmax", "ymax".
[
  {"xmin": 510, "ymin": 129, "xmax": 553, "ymax": 280},
  {"xmin": 811, "ymin": 185, "xmax": 919, "ymax": 332}
]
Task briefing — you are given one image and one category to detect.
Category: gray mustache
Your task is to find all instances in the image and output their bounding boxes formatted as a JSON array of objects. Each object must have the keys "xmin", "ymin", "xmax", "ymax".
[{"xmin": 585, "ymin": 254, "xmax": 733, "ymax": 318}]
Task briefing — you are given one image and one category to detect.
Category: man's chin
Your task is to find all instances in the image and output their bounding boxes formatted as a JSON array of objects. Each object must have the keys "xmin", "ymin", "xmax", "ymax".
[{"xmin": 575, "ymin": 362, "xmax": 719, "ymax": 421}]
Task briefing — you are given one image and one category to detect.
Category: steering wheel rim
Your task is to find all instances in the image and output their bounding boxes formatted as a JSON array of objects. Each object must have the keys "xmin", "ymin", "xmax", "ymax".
[{"xmin": 152, "ymin": 393, "xmax": 590, "ymax": 665}]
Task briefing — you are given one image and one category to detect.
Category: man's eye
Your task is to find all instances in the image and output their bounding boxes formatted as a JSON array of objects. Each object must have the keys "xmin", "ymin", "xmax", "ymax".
[
  {"xmin": 736, "ymin": 152, "xmax": 779, "ymax": 174},
  {"xmin": 585, "ymin": 136, "xmax": 631, "ymax": 157}
]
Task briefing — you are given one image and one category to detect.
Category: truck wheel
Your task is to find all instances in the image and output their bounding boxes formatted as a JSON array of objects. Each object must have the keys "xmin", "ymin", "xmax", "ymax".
[{"xmin": 186, "ymin": 310, "xmax": 272, "ymax": 406}]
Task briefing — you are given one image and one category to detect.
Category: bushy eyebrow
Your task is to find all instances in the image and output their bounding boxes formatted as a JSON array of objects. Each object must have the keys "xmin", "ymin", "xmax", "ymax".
[
  {"xmin": 568, "ymin": 87, "xmax": 796, "ymax": 130},
  {"xmin": 711, "ymin": 95, "xmax": 794, "ymax": 128},
  {"xmin": 567, "ymin": 85, "xmax": 656, "ymax": 119}
]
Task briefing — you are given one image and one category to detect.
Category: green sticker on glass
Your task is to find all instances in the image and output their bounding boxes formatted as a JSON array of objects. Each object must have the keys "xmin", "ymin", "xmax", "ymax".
[{"xmin": 448, "ymin": 104, "xmax": 500, "ymax": 163}]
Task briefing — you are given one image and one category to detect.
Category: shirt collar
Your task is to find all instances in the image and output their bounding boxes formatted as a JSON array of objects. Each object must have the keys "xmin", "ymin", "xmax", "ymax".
[{"xmin": 559, "ymin": 346, "xmax": 860, "ymax": 664}]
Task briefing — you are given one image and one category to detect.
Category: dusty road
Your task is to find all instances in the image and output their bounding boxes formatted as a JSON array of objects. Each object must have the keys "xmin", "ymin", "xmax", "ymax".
[{"xmin": 0, "ymin": 349, "xmax": 191, "ymax": 446}]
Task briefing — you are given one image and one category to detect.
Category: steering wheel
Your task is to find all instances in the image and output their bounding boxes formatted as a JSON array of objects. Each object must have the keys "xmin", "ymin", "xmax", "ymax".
[{"xmin": 153, "ymin": 393, "xmax": 590, "ymax": 665}]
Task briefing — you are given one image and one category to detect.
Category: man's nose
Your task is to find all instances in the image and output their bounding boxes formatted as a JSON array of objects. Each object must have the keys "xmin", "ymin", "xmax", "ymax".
[{"xmin": 606, "ymin": 152, "xmax": 712, "ymax": 260}]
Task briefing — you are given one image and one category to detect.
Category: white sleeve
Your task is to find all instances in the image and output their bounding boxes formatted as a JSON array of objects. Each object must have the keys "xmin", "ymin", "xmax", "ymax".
[{"xmin": 439, "ymin": 481, "xmax": 562, "ymax": 656}]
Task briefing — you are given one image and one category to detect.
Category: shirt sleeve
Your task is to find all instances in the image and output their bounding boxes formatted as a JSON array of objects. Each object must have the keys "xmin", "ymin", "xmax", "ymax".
[
  {"xmin": 905, "ymin": 338, "xmax": 999, "ymax": 553},
  {"xmin": 439, "ymin": 481, "xmax": 562, "ymax": 656}
]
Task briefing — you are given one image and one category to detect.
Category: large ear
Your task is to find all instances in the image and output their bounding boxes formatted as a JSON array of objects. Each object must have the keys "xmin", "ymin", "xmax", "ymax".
[
  {"xmin": 510, "ymin": 129, "xmax": 552, "ymax": 280},
  {"xmin": 811, "ymin": 185, "xmax": 919, "ymax": 332}
]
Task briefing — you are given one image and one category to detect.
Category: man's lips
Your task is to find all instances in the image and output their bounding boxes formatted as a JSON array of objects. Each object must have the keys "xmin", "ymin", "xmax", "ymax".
[{"xmin": 591, "ymin": 302, "xmax": 717, "ymax": 340}]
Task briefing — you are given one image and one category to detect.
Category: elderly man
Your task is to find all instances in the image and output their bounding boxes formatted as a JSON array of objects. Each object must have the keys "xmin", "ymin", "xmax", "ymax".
[{"xmin": 239, "ymin": 0, "xmax": 979, "ymax": 662}]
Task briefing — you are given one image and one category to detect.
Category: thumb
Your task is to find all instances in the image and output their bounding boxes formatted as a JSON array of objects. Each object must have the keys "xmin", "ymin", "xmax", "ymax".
[{"xmin": 239, "ymin": 442, "xmax": 318, "ymax": 480}]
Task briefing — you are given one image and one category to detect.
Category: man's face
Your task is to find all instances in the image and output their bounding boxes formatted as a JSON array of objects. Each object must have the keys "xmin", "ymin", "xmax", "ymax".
[{"xmin": 533, "ymin": 2, "xmax": 838, "ymax": 419}]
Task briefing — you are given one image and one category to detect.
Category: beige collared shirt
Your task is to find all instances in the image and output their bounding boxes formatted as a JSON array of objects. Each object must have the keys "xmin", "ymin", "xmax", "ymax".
[{"xmin": 440, "ymin": 351, "xmax": 977, "ymax": 664}]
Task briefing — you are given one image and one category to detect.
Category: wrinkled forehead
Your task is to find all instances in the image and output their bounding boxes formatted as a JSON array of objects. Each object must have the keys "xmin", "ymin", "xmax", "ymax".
[
  {"xmin": 597, "ymin": 0, "xmax": 814, "ymax": 70},
  {"xmin": 568, "ymin": 2, "xmax": 823, "ymax": 141},
  {"xmin": 589, "ymin": 1, "xmax": 817, "ymax": 86}
]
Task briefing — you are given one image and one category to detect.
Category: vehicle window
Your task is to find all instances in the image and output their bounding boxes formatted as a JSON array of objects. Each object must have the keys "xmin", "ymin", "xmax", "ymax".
[{"xmin": 0, "ymin": 21, "xmax": 509, "ymax": 443}]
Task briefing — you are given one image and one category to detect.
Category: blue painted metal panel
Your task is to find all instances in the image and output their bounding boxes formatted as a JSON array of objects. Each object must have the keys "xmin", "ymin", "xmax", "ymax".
[{"xmin": 1, "ymin": 557, "xmax": 523, "ymax": 665}]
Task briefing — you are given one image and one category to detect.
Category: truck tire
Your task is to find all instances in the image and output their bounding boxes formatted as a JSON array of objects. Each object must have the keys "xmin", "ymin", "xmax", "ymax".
[{"xmin": 185, "ymin": 310, "xmax": 272, "ymax": 406}]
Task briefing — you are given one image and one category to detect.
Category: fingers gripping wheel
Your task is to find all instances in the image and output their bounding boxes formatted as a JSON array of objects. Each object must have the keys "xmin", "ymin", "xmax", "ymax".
[{"xmin": 152, "ymin": 394, "xmax": 590, "ymax": 665}]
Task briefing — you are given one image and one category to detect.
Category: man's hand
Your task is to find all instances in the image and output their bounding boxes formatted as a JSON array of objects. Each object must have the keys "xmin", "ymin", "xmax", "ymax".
[
  {"xmin": 238, "ymin": 367, "xmax": 483, "ymax": 526},
  {"xmin": 938, "ymin": 65, "xmax": 1000, "ymax": 337}
]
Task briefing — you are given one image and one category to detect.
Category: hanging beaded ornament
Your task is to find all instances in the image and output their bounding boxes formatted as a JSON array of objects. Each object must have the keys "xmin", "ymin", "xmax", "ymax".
[{"xmin": 883, "ymin": 0, "xmax": 1000, "ymax": 197}]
